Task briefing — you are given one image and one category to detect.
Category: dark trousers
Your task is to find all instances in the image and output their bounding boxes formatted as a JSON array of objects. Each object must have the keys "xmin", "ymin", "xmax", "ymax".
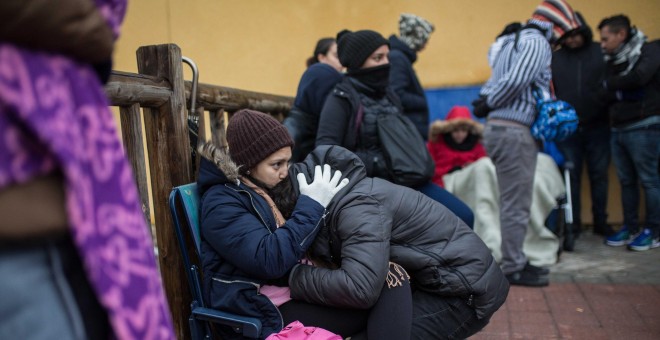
[
  {"xmin": 557, "ymin": 125, "xmax": 611, "ymax": 228},
  {"xmin": 411, "ymin": 290, "xmax": 491, "ymax": 340},
  {"xmin": 417, "ymin": 182, "xmax": 475, "ymax": 229},
  {"xmin": 610, "ymin": 124, "xmax": 660, "ymax": 231},
  {"xmin": 280, "ymin": 263, "xmax": 413, "ymax": 340}
]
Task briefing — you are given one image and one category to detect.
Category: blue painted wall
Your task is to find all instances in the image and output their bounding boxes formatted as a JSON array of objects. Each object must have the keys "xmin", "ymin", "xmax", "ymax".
[{"xmin": 425, "ymin": 85, "xmax": 483, "ymax": 123}]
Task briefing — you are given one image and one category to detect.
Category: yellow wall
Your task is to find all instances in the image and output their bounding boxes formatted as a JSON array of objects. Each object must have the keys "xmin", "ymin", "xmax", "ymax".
[
  {"xmin": 114, "ymin": 0, "xmax": 660, "ymax": 96},
  {"xmin": 113, "ymin": 0, "xmax": 658, "ymax": 226}
]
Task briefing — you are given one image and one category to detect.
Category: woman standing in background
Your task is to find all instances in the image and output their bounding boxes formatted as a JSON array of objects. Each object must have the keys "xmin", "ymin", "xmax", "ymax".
[
  {"xmin": 284, "ymin": 38, "xmax": 344, "ymax": 162},
  {"xmin": 316, "ymin": 29, "xmax": 475, "ymax": 228}
]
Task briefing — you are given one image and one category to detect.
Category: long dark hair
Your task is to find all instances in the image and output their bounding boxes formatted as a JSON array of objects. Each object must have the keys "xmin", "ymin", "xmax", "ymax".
[
  {"xmin": 306, "ymin": 37, "xmax": 336, "ymax": 68},
  {"xmin": 247, "ymin": 175, "xmax": 298, "ymax": 220}
]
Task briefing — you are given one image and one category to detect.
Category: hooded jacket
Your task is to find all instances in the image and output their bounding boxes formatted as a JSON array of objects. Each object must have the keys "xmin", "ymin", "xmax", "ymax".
[
  {"xmin": 388, "ymin": 35, "xmax": 430, "ymax": 139},
  {"xmin": 479, "ymin": 20, "xmax": 553, "ymax": 126},
  {"xmin": 427, "ymin": 106, "xmax": 487, "ymax": 187},
  {"xmin": 196, "ymin": 144, "xmax": 326, "ymax": 339},
  {"xmin": 288, "ymin": 145, "xmax": 509, "ymax": 319},
  {"xmin": 552, "ymin": 21, "xmax": 609, "ymax": 128}
]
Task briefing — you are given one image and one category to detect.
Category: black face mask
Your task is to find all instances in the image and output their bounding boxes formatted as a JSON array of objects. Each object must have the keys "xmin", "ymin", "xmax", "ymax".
[{"xmin": 348, "ymin": 64, "xmax": 391, "ymax": 95}]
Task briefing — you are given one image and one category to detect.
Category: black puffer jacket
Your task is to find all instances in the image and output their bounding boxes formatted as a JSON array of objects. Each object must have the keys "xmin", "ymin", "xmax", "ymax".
[
  {"xmin": 315, "ymin": 77, "xmax": 403, "ymax": 181},
  {"xmin": 288, "ymin": 146, "xmax": 509, "ymax": 319},
  {"xmin": 552, "ymin": 23, "xmax": 609, "ymax": 128}
]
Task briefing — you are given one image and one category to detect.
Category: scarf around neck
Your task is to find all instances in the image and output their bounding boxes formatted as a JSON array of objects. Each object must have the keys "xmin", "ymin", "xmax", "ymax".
[
  {"xmin": 241, "ymin": 177, "xmax": 286, "ymax": 227},
  {"xmin": 0, "ymin": 1, "xmax": 175, "ymax": 339},
  {"xmin": 604, "ymin": 27, "xmax": 646, "ymax": 75}
]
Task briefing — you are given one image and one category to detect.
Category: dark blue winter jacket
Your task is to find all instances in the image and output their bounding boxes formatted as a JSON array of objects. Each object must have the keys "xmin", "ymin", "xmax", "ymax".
[
  {"xmin": 284, "ymin": 63, "xmax": 343, "ymax": 162},
  {"xmin": 197, "ymin": 148, "xmax": 326, "ymax": 339},
  {"xmin": 292, "ymin": 63, "xmax": 343, "ymax": 119},
  {"xmin": 388, "ymin": 35, "xmax": 429, "ymax": 139}
]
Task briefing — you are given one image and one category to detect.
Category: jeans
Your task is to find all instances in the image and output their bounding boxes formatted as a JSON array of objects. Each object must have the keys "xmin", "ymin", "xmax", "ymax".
[
  {"xmin": 0, "ymin": 238, "xmax": 109, "ymax": 340},
  {"xmin": 411, "ymin": 290, "xmax": 491, "ymax": 340},
  {"xmin": 417, "ymin": 182, "xmax": 475, "ymax": 229},
  {"xmin": 610, "ymin": 124, "xmax": 660, "ymax": 232},
  {"xmin": 483, "ymin": 122, "xmax": 538, "ymax": 274},
  {"xmin": 557, "ymin": 125, "xmax": 611, "ymax": 227}
]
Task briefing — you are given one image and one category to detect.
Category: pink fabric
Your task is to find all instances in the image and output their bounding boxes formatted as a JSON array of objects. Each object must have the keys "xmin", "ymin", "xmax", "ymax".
[
  {"xmin": 0, "ymin": 1, "xmax": 175, "ymax": 339},
  {"xmin": 265, "ymin": 321, "xmax": 342, "ymax": 340},
  {"xmin": 261, "ymin": 285, "xmax": 292, "ymax": 307}
]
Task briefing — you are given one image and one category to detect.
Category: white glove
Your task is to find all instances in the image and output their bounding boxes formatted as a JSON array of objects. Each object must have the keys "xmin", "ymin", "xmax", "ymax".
[{"xmin": 296, "ymin": 164, "xmax": 349, "ymax": 208}]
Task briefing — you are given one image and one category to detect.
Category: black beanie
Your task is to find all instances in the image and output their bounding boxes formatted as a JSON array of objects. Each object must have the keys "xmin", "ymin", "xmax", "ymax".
[
  {"xmin": 336, "ymin": 29, "xmax": 389, "ymax": 71},
  {"xmin": 226, "ymin": 109, "xmax": 294, "ymax": 173}
]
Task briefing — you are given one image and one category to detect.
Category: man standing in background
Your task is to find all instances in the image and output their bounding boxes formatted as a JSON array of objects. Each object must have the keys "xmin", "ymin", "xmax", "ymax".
[
  {"xmin": 389, "ymin": 13, "xmax": 435, "ymax": 140},
  {"xmin": 598, "ymin": 14, "xmax": 660, "ymax": 251},
  {"xmin": 551, "ymin": 11, "xmax": 614, "ymax": 243}
]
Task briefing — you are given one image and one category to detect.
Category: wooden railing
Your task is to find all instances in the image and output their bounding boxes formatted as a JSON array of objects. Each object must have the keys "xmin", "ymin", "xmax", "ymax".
[{"xmin": 104, "ymin": 44, "xmax": 293, "ymax": 340}]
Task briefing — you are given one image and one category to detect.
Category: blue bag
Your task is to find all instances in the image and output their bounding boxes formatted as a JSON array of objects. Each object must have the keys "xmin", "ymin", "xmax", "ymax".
[
  {"xmin": 542, "ymin": 141, "xmax": 565, "ymax": 168},
  {"xmin": 530, "ymin": 86, "xmax": 579, "ymax": 142}
]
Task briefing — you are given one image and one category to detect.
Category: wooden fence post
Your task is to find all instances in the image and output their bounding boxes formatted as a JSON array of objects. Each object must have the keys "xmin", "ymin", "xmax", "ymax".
[
  {"xmin": 119, "ymin": 103, "xmax": 151, "ymax": 223},
  {"xmin": 136, "ymin": 44, "xmax": 193, "ymax": 340}
]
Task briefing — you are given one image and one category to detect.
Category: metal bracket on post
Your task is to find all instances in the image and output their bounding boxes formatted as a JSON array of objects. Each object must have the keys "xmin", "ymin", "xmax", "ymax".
[
  {"xmin": 182, "ymin": 56, "xmax": 199, "ymax": 125},
  {"xmin": 182, "ymin": 56, "xmax": 200, "ymax": 175}
]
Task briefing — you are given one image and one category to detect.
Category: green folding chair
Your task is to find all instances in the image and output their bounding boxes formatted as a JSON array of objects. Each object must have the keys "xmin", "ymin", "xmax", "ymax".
[{"xmin": 169, "ymin": 183, "xmax": 262, "ymax": 339}]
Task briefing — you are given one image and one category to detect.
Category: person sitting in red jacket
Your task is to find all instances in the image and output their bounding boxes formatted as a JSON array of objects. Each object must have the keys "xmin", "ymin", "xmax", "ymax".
[{"xmin": 427, "ymin": 106, "xmax": 487, "ymax": 187}]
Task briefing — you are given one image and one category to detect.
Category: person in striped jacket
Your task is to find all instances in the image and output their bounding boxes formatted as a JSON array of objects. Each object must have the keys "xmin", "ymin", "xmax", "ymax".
[{"xmin": 472, "ymin": 0, "xmax": 579, "ymax": 287}]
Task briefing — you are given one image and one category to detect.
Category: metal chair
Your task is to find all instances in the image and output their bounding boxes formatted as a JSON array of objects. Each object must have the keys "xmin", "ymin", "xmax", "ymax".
[{"xmin": 169, "ymin": 183, "xmax": 262, "ymax": 339}]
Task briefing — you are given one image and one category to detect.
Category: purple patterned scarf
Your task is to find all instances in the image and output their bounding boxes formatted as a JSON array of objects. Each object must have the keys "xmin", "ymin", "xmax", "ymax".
[{"xmin": 0, "ymin": 0, "xmax": 175, "ymax": 339}]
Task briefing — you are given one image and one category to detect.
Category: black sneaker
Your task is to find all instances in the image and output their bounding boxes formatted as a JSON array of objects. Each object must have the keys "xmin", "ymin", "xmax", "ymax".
[
  {"xmin": 524, "ymin": 262, "xmax": 550, "ymax": 276},
  {"xmin": 593, "ymin": 224, "xmax": 615, "ymax": 237},
  {"xmin": 506, "ymin": 269, "xmax": 549, "ymax": 287}
]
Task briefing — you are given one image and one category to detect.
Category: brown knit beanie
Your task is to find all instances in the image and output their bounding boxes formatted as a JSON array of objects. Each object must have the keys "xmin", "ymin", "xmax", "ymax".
[
  {"xmin": 226, "ymin": 109, "xmax": 294, "ymax": 173},
  {"xmin": 336, "ymin": 29, "xmax": 389, "ymax": 71}
]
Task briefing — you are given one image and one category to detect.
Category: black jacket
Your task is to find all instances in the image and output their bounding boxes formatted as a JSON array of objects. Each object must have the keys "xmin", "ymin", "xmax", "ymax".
[
  {"xmin": 552, "ymin": 25, "xmax": 608, "ymax": 128},
  {"xmin": 288, "ymin": 146, "xmax": 509, "ymax": 319},
  {"xmin": 604, "ymin": 40, "xmax": 660, "ymax": 127},
  {"xmin": 388, "ymin": 35, "xmax": 429, "ymax": 139},
  {"xmin": 315, "ymin": 77, "xmax": 403, "ymax": 180}
]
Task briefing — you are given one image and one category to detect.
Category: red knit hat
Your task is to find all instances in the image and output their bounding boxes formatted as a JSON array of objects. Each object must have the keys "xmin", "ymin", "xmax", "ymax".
[{"xmin": 226, "ymin": 109, "xmax": 294, "ymax": 173}]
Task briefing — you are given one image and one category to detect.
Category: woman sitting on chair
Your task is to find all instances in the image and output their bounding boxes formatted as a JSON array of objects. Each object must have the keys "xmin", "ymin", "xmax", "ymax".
[{"xmin": 197, "ymin": 109, "xmax": 412, "ymax": 339}]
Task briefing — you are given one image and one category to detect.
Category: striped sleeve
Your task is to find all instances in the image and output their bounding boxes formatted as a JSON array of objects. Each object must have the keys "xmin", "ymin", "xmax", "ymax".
[{"xmin": 484, "ymin": 35, "xmax": 551, "ymax": 109}]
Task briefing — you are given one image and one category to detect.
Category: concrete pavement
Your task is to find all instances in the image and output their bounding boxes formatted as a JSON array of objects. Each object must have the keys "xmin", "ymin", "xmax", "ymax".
[{"xmin": 470, "ymin": 230, "xmax": 660, "ymax": 339}]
